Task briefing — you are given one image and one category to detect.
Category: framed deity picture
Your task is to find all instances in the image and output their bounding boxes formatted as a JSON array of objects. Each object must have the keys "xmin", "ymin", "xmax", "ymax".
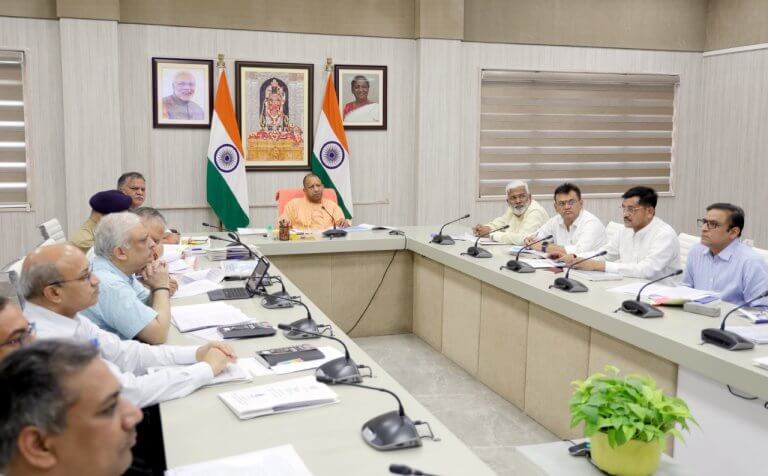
[
  {"xmin": 152, "ymin": 57, "xmax": 213, "ymax": 128},
  {"xmin": 333, "ymin": 64, "xmax": 387, "ymax": 130},
  {"xmin": 235, "ymin": 61, "xmax": 314, "ymax": 171}
]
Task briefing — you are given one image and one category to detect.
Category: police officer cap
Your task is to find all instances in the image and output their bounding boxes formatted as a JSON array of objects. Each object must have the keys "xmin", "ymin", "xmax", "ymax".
[{"xmin": 89, "ymin": 190, "xmax": 132, "ymax": 214}]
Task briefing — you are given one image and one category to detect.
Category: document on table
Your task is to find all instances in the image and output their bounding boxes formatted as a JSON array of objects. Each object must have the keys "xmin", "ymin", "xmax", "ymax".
[
  {"xmin": 515, "ymin": 258, "xmax": 562, "ymax": 269},
  {"xmin": 608, "ymin": 283, "xmax": 716, "ymax": 301},
  {"xmin": 175, "ymin": 268, "xmax": 225, "ymax": 285},
  {"xmin": 170, "ymin": 302, "xmax": 250, "ymax": 332},
  {"xmin": 239, "ymin": 346, "xmax": 345, "ymax": 376},
  {"xmin": 728, "ymin": 326, "xmax": 768, "ymax": 345},
  {"xmin": 570, "ymin": 270, "xmax": 624, "ymax": 282},
  {"xmin": 507, "ymin": 246, "xmax": 551, "ymax": 258},
  {"xmin": 237, "ymin": 227, "xmax": 268, "ymax": 236},
  {"xmin": 147, "ymin": 360, "xmax": 252, "ymax": 387},
  {"xmin": 166, "ymin": 444, "xmax": 314, "ymax": 476},
  {"xmin": 218, "ymin": 375, "xmax": 339, "ymax": 420},
  {"xmin": 737, "ymin": 307, "xmax": 768, "ymax": 324},
  {"xmin": 448, "ymin": 233, "xmax": 506, "ymax": 245},
  {"xmin": 171, "ymin": 280, "xmax": 223, "ymax": 299}
]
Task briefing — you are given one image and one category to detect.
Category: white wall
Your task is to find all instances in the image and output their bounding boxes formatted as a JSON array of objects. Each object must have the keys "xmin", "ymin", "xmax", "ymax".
[{"xmin": 3, "ymin": 16, "xmax": 768, "ymax": 264}]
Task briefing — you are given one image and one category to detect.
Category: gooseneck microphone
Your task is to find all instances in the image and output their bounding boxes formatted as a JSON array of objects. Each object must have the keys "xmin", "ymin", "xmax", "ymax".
[
  {"xmin": 549, "ymin": 250, "xmax": 607, "ymax": 293},
  {"xmin": 262, "ymin": 294, "xmax": 325, "ymax": 340},
  {"xmin": 315, "ymin": 375, "xmax": 439, "ymax": 451},
  {"xmin": 462, "ymin": 225, "xmax": 509, "ymax": 258},
  {"xmin": 619, "ymin": 269, "xmax": 683, "ymax": 318},
  {"xmin": 208, "ymin": 234, "xmax": 253, "ymax": 260},
  {"xmin": 389, "ymin": 464, "xmax": 438, "ymax": 476},
  {"xmin": 430, "ymin": 214, "xmax": 470, "ymax": 245},
  {"xmin": 321, "ymin": 206, "xmax": 348, "ymax": 238},
  {"xmin": 502, "ymin": 234, "xmax": 553, "ymax": 273},
  {"xmin": 701, "ymin": 290, "xmax": 768, "ymax": 351},
  {"xmin": 201, "ymin": 222, "xmax": 226, "ymax": 232},
  {"xmin": 278, "ymin": 323, "xmax": 365, "ymax": 383}
]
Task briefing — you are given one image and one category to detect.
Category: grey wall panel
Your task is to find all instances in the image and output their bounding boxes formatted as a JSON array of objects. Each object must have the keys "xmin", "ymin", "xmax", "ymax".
[{"xmin": 0, "ymin": 17, "xmax": 65, "ymax": 263}]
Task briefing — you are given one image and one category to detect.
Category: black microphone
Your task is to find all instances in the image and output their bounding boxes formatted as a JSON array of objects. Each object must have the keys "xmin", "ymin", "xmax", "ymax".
[
  {"xmin": 321, "ymin": 206, "xmax": 348, "ymax": 238},
  {"xmin": 314, "ymin": 376, "xmax": 439, "ymax": 451},
  {"xmin": 619, "ymin": 269, "xmax": 683, "ymax": 318},
  {"xmin": 502, "ymin": 234, "xmax": 553, "ymax": 273},
  {"xmin": 549, "ymin": 250, "xmax": 607, "ymax": 293},
  {"xmin": 389, "ymin": 464, "xmax": 438, "ymax": 476},
  {"xmin": 701, "ymin": 290, "xmax": 768, "ymax": 351},
  {"xmin": 278, "ymin": 323, "xmax": 364, "ymax": 383},
  {"xmin": 462, "ymin": 225, "xmax": 509, "ymax": 258},
  {"xmin": 201, "ymin": 222, "xmax": 223, "ymax": 231},
  {"xmin": 261, "ymin": 294, "xmax": 323, "ymax": 340},
  {"xmin": 430, "ymin": 214, "xmax": 470, "ymax": 245}
]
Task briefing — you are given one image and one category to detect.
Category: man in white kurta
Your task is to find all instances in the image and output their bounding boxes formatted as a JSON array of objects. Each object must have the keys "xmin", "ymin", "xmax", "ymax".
[{"xmin": 473, "ymin": 180, "xmax": 548, "ymax": 245}]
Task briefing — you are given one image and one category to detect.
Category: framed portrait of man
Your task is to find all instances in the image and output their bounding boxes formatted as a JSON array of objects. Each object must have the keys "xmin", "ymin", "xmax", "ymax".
[
  {"xmin": 152, "ymin": 57, "xmax": 213, "ymax": 128},
  {"xmin": 235, "ymin": 61, "xmax": 314, "ymax": 171},
  {"xmin": 334, "ymin": 64, "xmax": 387, "ymax": 130}
]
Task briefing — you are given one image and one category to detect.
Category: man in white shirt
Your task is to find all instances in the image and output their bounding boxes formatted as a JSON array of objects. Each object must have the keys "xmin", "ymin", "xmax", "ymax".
[
  {"xmin": 18, "ymin": 243, "xmax": 237, "ymax": 409},
  {"xmin": 562, "ymin": 186, "xmax": 680, "ymax": 280},
  {"xmin": 472, "ymin": 180, "xmax": 548, "ymax": 245},
  {"xmin": 524, "ymin": 183, "xmax": 606, "ymax": 258}
]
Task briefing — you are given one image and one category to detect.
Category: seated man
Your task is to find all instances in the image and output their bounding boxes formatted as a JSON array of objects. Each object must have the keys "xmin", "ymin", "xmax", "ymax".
[
  {"xmin": 0, "ymin": 297, "xmax": 35, "ymax": 361},
  {"xmin": 280, "ymin": 173, "xmax": 350, "ymax": 230},
  {"xmin": 0, "ymin": 340, "xmax": 143, "ymax": 476},
  {"xmin": 68, "ymin": 190, "xmax": 132, "ymax": 254},
  {"xmin": 562, "ymin": 186, "xmax": 680, "ymax": 281},
  {"xmin": 81, "ymin": 212, "xmax": 173, "ymax": 344},
  {"xmin": 525, "ymin": 183, "xmax": 606, "ymax": 258},
  {"xmin": 133, "ymin": 207, "xmax": 179, "ymax": 296},
  {"xmin": 472, "ymin": 180, "xmax": 548, "ymax": 245},
  {"xmin": 117, "ymin": 172, "xmax": 146, "ymax": 210},
  {"xmin": 18, "ymin": 243, "xmax": 235, "ymax": 407},
  {"xmin": 683, "ymin": 203, "xmax": 768, "ymax": 306}
]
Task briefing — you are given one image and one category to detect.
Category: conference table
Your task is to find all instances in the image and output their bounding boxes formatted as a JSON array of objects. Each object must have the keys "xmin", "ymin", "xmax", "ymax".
[{"xmin": 162, "ymin": 226, "xmax": 768, "ymax": 474}]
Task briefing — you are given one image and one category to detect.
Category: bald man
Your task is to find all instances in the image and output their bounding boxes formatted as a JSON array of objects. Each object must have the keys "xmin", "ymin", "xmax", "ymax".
[
  {"xmin": 280, "ymin": 173, "xmax": 350, "ymax": 230},
  {"xmin": 19, "ymin": 243, "xmax": 236, "ymax": 408},
  {"xmin": 0, "ymin": 297, "xmax": 35, "ymax": 361}
]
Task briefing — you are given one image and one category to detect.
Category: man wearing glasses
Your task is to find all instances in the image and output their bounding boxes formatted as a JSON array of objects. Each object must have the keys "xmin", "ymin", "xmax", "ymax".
[
  {"xmin": 682, "ymin": 203, "xmax": 768, "ymax": 306},
  {"xmin": 18, "ymin": 243, "xmax": 237, "ymax": 408},
  {"xmin": 524, "ymin": 183, "xmax": 606, "ymax": 258},
  {"xmin": 472, "ymin": 180, "xmax": 548, "ymax": 245},
  {"xmin": 562, "ymin": 186, "xmax": 680, "ymax": 280},
  {"xmin": 0, "ymin": 297, "xmax": 35, "ymax": 361}
]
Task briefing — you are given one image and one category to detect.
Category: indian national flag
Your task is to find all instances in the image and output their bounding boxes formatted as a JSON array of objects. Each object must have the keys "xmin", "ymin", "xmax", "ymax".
[
  {"xmin": 311, "ymin": 73, "xmax": 353, "ymax": 219},
  {"xmin": 206, "ymin": 69, "xmax": 250, "ymax": 229}
]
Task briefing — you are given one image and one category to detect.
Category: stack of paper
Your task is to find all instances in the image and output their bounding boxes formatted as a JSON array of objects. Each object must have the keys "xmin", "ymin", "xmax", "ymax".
[
  {"xmin": 166, "ymin": 445, "xmax": 313, "ymax": 476},
  {"xmin": 729, "ymin": 327, "xmax": 768, "ymax": 345},
  {"xmin": 570, "ymin": 270, "xmax": 623, "ymax": 282},
  {"xmin": 207, "ymin": 246, "xmax": 251, "ymax": 261},
  {"xmin": 738, "ymin": 308, "xmax": 768, "ymax": 324},
  {"xmin": 147, "ymin": 360, "xmax": 252, "ymax": 386},
  {"xmin": 170, "ymin": 302, "xmax": 250, "ymax": 332},
  {"xmin": 218, "ymin": 375, "xmax": 339, "ymax": 420},
  {"xmin": 608, "ymin": 283, "xmax": 716, "ymax": 301}
]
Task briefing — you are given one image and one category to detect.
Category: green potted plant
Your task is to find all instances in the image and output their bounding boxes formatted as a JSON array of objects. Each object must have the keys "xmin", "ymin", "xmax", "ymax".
[{"xmin": 569, "ymin": 366, "xmax": 697, "ymax": 476}]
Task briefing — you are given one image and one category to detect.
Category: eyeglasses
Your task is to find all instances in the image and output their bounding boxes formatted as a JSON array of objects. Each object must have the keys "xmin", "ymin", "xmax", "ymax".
[
  {"xmin": 620, "ymin": 205, "xmax": 647, "ymax": 215},
  {"xmin": 697, "ymin": 218, "xmax": 724, "ymax": 230},
  {"xmin": 507, "ymin": 193, "xmax": 528, "ymax": 202},
  {"xmin": 47, "ymin": 266, "xmax": 93, "ymax": 287},
  {"xmin": 0, "ymin": 322, "xmax": 35, "ymax": 348},
  {"xmin": 556, "ymin": 199, "xmax": 579, "ymax": 208}
]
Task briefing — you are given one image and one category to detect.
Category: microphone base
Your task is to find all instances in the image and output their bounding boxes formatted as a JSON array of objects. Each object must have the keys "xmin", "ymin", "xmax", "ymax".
[
  {"xmin": 315, "ymin": 357, "xmax": 362, "ymax": 384},
  {"xmin": 701, "ymin": 328, "xmax": 755, "ymax": 351},
  {"xmin": 323, "ymin": 228, "xmax": 348, "ymax": 239},
  {"xmin": 261, "ymin": 291, "xmax": 294, "ymax": 309},
  {"xmin": 283, "ymin": 317, "xmax": 320, "ymax": 340},
  {"xmin": 430, "ymin": 234, "xmax": 455, "ymax": 245},
  {"xmin": 463, "ymin": 246, "xmax": 492, "ymax": 258},
  {"xmin": 361, "ymin": 410, "xmax": 422, "ymax": 451},
  {"xmin": 620, "ymin": 300, "xmax": 664, "ymax": 318},
  {"xmin": 503, "ymin": 259, "xmax": 535, "ymax": 273},
  {"xmin": 550, "ymin": 277, "xmax": 588, "ymax": 293}
]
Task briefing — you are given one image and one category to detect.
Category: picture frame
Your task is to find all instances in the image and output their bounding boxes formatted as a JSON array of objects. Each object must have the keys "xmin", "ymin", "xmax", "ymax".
[
  {"xmin": 235, "ymin": 61, "xmax": 314, "ymax": 171},
  {"xmin": 152, "ymin": 57, "xmax": 213, "ymax": 128},
  {"xmin": 333, "ymin": 64, "xmax": 387, "ymax": 130}
]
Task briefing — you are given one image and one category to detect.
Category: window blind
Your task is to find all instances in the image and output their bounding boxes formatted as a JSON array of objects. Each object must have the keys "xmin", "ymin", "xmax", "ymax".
[
  {"xmin": 0, "ymin": 51, "xmax": 27, "ymax": 208},
  {"xmin": 479, "ymin": 70, "xmax": 677, "ymax": 198}
]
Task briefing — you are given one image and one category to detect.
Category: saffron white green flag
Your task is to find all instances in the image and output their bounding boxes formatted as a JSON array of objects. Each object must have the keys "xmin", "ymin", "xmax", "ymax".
[
  {"xmin": 311, "ymin": 73, "xmax": 353, "ymax": 218},
  {"xmin": 206, "ymin": 69, "xmax": 250, "ymax": 229}
]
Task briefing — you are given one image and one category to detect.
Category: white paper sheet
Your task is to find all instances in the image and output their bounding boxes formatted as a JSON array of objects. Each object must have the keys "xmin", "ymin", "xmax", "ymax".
[
  {"xmin": 170, "ymin": 302, "xmax": 249, "ymax": 331},
  {"xmin": 171, "ymin": 280, "xmax": 223, "ymax": 299},
  {"xmin": 166, "ymin": 445, "xmax": 313, "ymax": 476},
  {"xmin": 608, "ymin": 283, "xmax": 716, "ymax": 300},
  {"xmin": 175, "ymin": 268, "xmax": 225, "ymax": 285},
  {"xmin": 147, "ymin": 361, "xmax": 252, "ymax": 387}
]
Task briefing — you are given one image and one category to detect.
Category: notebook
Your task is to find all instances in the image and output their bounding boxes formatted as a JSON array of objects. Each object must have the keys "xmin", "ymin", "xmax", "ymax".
[{"xmin": 218, "ymin": 375, "xmax": 339, "ymax": 420}]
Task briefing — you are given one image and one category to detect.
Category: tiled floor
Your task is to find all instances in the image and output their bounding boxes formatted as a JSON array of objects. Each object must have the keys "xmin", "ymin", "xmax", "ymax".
[{"xmin": 354, "ymin": 333, "xmax": 559, "ymax": 475}]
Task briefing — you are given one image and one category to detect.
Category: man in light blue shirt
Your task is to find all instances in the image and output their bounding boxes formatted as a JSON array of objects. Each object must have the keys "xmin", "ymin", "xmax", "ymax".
[
  {"xmin": 81, "ymin": 212, "xmax": 173, "ymax": 344},
  {"xmin": 682, "ymin": 203, "xmax": 768, "ymax": 306}
]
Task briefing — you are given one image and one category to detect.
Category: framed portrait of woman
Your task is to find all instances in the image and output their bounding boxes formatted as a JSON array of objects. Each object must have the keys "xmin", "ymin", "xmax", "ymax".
[
  {"xmin": 334, "ymin": 64, "xmax": 387, "ymax": 130},
  {"xmin": 235, "ymin": 61, "xmax": 314, "ymax": 171}
]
